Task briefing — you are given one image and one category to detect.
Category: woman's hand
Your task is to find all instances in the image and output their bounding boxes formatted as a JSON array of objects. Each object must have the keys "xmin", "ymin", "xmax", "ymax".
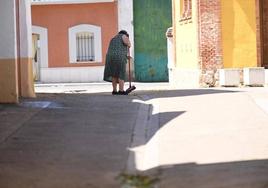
[
  {"xmin": 122, "ymin": 35, "xmax": 131, "ymax": 47},
  {"xmin": 127, "ymin": 55, "xmax": 132, "ymax": 60}
]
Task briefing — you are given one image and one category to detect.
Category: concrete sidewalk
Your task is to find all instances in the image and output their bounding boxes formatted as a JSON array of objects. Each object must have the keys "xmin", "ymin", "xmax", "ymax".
[
  {"xmin": 130, "ymin": 87, "xmax": 268, "ymax": 188},
  {"xmin": 1, "ymin": 83, "xmax": 268, "ymax": 188},
  {"xmin": 34, "ymin": 82, "xmax": 171, "ymax": 94}
]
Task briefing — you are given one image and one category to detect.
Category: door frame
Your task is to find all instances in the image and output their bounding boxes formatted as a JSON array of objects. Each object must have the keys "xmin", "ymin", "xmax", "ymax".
[
  {"xmin": 32, "ymin": 25, "xmax": 49, "ymax": 81},
  {"xmin": 32, "ymin": 34, "xmax": 40, "ymax": 81}
]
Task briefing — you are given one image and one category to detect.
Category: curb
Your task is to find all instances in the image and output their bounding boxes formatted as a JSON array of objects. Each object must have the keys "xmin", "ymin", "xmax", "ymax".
[{"xmin": 126, "ymin": 95, "xmax": 160, "ymax": 174}]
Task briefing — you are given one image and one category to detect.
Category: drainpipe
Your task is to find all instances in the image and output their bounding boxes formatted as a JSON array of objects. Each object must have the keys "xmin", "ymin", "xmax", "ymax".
[
  {"xmin": 259, "ymin": 0, "xmax": 264, "ymax": 67},
  {"xmin": 197, "ymin": 0, "xmax": 202, "ymax": 71},
  {"xmin": 15, "ymin": 0, "xmax": 21, "ymax": 97}
]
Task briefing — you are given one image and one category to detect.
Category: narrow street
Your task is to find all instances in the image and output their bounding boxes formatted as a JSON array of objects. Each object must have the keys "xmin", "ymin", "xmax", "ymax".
[
  {"xmin": 0, "ymin": 83, "xmax": 268, "ymax": 188},
  {"xmin": 0, "ymin": 87, "xmax": 140, "ymax": 188}
]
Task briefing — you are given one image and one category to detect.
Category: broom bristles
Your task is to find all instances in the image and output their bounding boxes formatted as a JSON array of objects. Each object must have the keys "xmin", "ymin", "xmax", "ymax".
[{"xmin": 126, "ymin": 85, "xmax": 136, "ymax": 94}]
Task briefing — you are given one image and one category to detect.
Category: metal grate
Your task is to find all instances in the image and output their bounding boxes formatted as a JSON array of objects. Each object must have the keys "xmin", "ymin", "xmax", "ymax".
[{"xmin": 76, "ymin": 32, "xmax": 95, "ymax": 62}]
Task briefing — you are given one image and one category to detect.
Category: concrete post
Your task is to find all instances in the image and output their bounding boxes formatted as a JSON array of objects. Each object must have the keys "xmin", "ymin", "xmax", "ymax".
[
  {"xmin": 117, "ymin": 0, "xmax": 134, "ymax": 57},
  {"xmin": 19, "ymin": 0, "xmax": 35, "ymax": 98},
  {"xmin": 166, "ymin": 27, "xmax": 174, "ymax": 84},
  {"xmin": 117, "ymin": 0, "xmax": 135, "ymax": 81}
]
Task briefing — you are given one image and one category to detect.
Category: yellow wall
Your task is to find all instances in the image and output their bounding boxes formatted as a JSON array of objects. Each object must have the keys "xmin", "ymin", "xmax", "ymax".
[
  {"xmin": 173, "ymin": 0, "xmax": 199, "ymax": 69},
  {"xmin": 20, "ymin": 58, "xmax": 36, "ymax": 98},
  {"xmin": 0, "ymin": 59, "xmax": 19, "ymax": 103},
  {"xmin": 221, "ymin": 0, "xmax": 257, "ymax": 68},
  {"xmin": 0, "ymin": 58, "xmax": 35, "ymax": 103}
]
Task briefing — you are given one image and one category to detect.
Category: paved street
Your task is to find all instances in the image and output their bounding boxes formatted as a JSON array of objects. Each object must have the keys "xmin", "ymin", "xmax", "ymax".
[
  {"xmin": 0, "ymin": 89, "xmax": 140, "ymax": 188},
  {"xmin": 0, "ymin": 83, "xmax": 268, "ymax": 188}
]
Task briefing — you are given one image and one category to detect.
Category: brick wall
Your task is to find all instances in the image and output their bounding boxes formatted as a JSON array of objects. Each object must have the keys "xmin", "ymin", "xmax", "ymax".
[{"xmin": 198, "ymin": 0, "xmax": 223, "ymax": 86}]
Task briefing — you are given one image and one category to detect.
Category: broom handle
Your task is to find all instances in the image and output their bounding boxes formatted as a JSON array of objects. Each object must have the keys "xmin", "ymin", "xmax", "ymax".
[{"xmin": 128, "ymin": 48, "xmax": 132, "ymax": 87}]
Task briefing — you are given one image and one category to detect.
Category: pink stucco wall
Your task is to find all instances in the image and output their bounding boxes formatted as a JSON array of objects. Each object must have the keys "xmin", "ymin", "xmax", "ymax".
[{"xmin": 31, "ymin": 2, "xmax": 118, "ymax": 67}]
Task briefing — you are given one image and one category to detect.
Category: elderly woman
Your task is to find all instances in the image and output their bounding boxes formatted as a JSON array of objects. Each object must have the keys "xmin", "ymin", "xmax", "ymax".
[{"xmin": 103, "ymin": 30, "xmax": 131, "ymax": 95}]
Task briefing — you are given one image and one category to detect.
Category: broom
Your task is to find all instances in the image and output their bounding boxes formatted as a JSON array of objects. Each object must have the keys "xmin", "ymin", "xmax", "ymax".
[{"xmin": 126, "ymin": 48, "xmax": 136, "ymax": 94}]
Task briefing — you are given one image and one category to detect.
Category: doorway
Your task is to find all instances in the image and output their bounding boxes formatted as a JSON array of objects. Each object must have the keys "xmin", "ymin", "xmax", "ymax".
[
  {"xmin": 32, "ymin": 33, "xmax": 40, "ymax": 81},
  {"xmin": 133, "ymin": 0, "xmax": 172, "ymax": 82}
]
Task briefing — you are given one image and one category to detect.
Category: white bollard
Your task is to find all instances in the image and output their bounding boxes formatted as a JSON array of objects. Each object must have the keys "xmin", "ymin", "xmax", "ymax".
[
  {"xmin": 219, "ymin": 68, "xmax": 241, "ymax": 87},
  {"xmin": 243, "ymin": 67, "xmax": 265, "ymax": 86}
]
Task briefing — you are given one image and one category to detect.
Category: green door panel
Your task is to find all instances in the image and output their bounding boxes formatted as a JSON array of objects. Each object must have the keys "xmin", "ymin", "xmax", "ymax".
[{"xmin": 133, "ymin": 0, "xmax": 172, "ymax": 82}]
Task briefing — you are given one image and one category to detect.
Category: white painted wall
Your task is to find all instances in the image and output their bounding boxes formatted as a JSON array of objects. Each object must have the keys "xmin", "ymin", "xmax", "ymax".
[
  {"xmin": 170, "ymin": 68, "xmax": 200, "ymax": 88},
  {"xmin": 0, "ymin": 0, "xmax": 31, "ymax": 59},
  {"xmin": 0, "ymin": 0, "xmax": 17, "ymax": 59},
  {"xmin": 20, "ymin": 0, "xmax": 32, "ymax": 58},
  {"xmin": 31, "ymin": 0, "xmax": 114, "ymax": 5},
  {"xmin": 167, "ymin": 37, "xmax": 174, "ymax": 83},
  {"xmin": 265, "ymin": 69, "xmax": 268, "ymax": 85},
  {"xmin": 40, "ymin": 67, "xmax": 105, "ymax": 83},
  {"xmin": 118, "ymin": 0, "xmax": 134, "ymax": 57}
]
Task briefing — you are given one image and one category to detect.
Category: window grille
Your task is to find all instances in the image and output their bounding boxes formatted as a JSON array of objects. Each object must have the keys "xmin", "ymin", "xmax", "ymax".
[
  {"xmin": 76, "ymin": 32, "xmax": 95, "ymax": 62},
  {"xmin": 180, "ymin": 0, "xmax": 192, "ymax": 21},
  {"xmin": 188, "ymin": 0, "xmax": 192, "ymax": 18}
]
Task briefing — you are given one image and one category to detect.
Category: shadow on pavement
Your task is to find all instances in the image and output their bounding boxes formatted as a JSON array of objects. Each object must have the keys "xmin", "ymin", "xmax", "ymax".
[
  {"xmin": 0, "ymin": 93, "xmax": 142, "ymax": 188},
  {"xmin": 134, "ymin": 88, "xmax": 240, "ymax": 100},
  {"xmin": 0, "ymin": 88, "xmax": 246, "ymax": 188},
  {"xmin": 143, "ymin": 159, "xmax": 268, "ymax": 188}
]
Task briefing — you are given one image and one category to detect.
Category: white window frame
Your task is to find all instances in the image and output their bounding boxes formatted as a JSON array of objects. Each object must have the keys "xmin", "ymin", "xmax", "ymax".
[{"xmin": 69, "ymin": 24, "xmax": 102, "ymax": 63}]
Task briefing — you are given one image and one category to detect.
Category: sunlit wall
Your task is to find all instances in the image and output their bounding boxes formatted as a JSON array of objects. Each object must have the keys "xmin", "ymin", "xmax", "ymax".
[{"xmin": 221, "ymin": 0, "xmax": 258, "ymax": 68}]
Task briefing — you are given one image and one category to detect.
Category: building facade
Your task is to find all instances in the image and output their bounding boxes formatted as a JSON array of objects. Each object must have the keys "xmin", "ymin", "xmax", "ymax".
[
  {"xmin": 0, "ymin": 0, "xmax": 134, "ymax": 103},
  {"xmin": 31, "ymin": 0, "xmax": 134, "ymax": 83},
  {"xmin": 32, "ymin": 0, "xmax": 172, "ymax": 83},
  {"xmin": 171, "ymin": 0, "xmax": 267, "ymax": 87}
]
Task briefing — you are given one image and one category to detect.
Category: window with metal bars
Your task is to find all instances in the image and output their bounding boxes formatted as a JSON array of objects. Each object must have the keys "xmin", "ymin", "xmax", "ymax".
[{"xmin": 76, "ymin": 32, "xmax": 95, "ymax": 62}]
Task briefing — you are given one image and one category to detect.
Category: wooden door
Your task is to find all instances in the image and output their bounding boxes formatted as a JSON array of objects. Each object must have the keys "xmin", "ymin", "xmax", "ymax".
[{"xmin": 133, "ymin": 0, "xmax": 172, "ymax": 81}]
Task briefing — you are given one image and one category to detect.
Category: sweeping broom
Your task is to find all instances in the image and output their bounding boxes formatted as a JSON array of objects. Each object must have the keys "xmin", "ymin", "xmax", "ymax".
[{"xmin": 126, "ymin": 49, "xmax": 136, "ymax": 94}]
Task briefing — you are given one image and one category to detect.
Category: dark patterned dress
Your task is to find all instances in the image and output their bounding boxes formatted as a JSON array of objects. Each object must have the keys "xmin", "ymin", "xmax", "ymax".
[{"xmin": 103, "ymin": 34, "xmax": 128, "ymax": 82}]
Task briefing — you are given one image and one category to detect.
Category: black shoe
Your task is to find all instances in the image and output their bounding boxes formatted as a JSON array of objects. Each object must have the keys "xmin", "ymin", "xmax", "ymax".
[
  {"xmin": 112, "ymin": 91, "xmax": 119, "ymax": 95},
  {"xmin": 118, "ymin": 91, "xmax": 128, "ymax": 95}
]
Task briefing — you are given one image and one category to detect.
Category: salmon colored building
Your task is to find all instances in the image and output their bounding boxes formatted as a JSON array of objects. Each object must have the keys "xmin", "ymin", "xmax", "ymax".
[
  {"xmin": 31, "ymin": 0, "xmax": 134, "ymax": 83},
  {"xmin": 170, "ymin": 0, "xmax": 268, "ymax": 87}
]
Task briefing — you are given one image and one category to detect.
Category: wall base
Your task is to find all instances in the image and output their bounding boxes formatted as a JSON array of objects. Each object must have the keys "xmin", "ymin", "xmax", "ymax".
[
  {"xmin": 169, "ymin": 68, "xmax": 200, "ymax": 88},
  {"xmin": 20, "ymin": 58, "xmax": 36, "ymax": 98},
  {"xmin": 0, "ymin": 59, "xmax": 18, "ymax": 103},
  {"xmin": 40, "ymin": 66, "xmax": 105, "ymax": 83}
]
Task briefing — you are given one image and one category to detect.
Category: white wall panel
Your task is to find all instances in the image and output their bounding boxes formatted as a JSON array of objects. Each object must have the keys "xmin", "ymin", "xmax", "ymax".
[
  {"xmin": 0, "ymin": 0, "xmax": 17, "ymax": 59},
  {"xmin": 40, "ymin": 66, "xmax": 104, "ymax": 83}
]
